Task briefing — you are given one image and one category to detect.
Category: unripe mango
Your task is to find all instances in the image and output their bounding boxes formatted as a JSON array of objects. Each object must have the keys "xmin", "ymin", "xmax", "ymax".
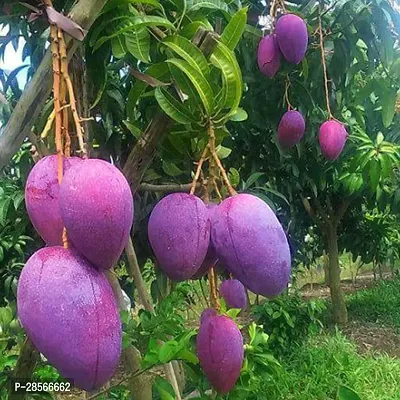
[
  {"xmin": 148, "ymin": 193, "xmax": 210, "ymax": 281},
  {"xmin": 220, "ymin": 279, "xmax": 247, "ymax": 310},
  {"xmin": 319, "ymin": 120, "xmax": 348, "ymax": 161},
  {"xmin": 197, "ymin": 310, "xmax": 243, "ymax": 394},
  {"xmin": 211, "ymin": 194, "xmax": 291, "ymax": 297},
  {"xmin": 277, "ymin": 110, "xmax": 306, "ymax": 148},
  {"xmin": 25, "ymin": 155, "xmax": 81, "ymax": 246},
  {"xmin": 275, "ymin": 14, "xmax": 308, "ymax": 64},
  {"xmin": 60, "ymin": 159, "xmax": 133, "ymax": 270},
  {"xmin": 17, "ymin": 247, "xmax": 121, "ymax": 391},
  {"xmin": 257, "ymin": 35, "xmax": 281, "ymax": 78}
]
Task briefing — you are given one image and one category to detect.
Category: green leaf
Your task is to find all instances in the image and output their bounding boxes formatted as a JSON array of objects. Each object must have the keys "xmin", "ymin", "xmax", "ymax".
[
  {"xmin": 187, "ymin": 0, "xmax": 229, "ymax": 12},
  {"xmin": 162, "ymin": 160, "xmax": 184, "ymax": 177},
  {"xmin": 125, "ymin": 28, "xmax": 150, "ymax": 62},
  {"xmin": 220, "ymin": 8, "xmax": 248, "ymax": 51},
  {"xmin": 154, "ymin": 377, "xmax": 175, "ymax": 400},
  {"xmin": 210, "ymin": 41, "xmax": 242, "ymax": 115},
  {"xmin": 216, "ymin": 145, "xmax": 231, "ymax": 159},
  {"xmin": 380, "ymin": 87, "xmax": 397, "ymax": 128},
  {"xmin": 0, "ymin": 198, "xmax": 11, "ymax": 226},
  {"xmin": 228, "ymin": 167, "xmax": 240, "ymax": 187},
  {"xmin": 163, "ymin": 35, "xmax": 210, "ymax": 78},
  {"xmin": 155, "ymin": 87, "xmax": 198, "ymax": 124},
  {"xmin": 337, "ymin": 386, "xmax": 361, "ymax": 400},
  {"xmin": 111, "ymin": 36, "xmax": 126, "ymax": 58},
  {"xmin": 245, "ymin": 172, "xmax": 264, "ymax": 189},
  {"xmin": 94, "ymin": 16, "xmax": 175, "ymax": 50},
  {"xmin": 376, "ymin": 132, "xmax": 384, "ymax": 145},
  {"xmin": 102, "ymin": 0, "xmax": 162, "ymax": 14},
  {"xmin": 159, "ymin": 341, "xmax": 180, "ymax": 363},
  {"xmin": 229, "ymin": 107, "xmax": 248, "ymax": 122},
  {"xmin": 123, "ymin": 120, "xmax": 142, "ymax": 138},
  {"xmin": 166, "ymin": 58, "xmax": 214, "ymax": 115},
  {"xmin": 369, "ymin": 158, "xmax": 381, "ymax": 191}
]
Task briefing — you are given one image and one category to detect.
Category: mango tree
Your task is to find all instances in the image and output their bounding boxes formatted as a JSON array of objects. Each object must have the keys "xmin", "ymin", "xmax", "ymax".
[{"xmin": 228, "ymin": 0, "xmax": 400, "ymax": 323}]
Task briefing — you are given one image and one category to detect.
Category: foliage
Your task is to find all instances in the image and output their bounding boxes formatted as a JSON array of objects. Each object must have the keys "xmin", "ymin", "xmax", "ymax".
[
  {"xmin": 347, "ymin": 277, "xmax": 400, "ymax": 329},
  {"xmin": 253, "ymin": 292, "xmax": 326, "ymax": 355},
  {"xmin": 260, "ymin": 331, "xmax": 400, "ymax": 400}
]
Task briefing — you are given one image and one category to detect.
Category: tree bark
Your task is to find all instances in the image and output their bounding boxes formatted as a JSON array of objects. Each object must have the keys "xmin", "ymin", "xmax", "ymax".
[
  {"xmin": 326, "ymin": 224, "xmax": 348, "ymax": 324},
  {"xmin": 0, "ymin": 0, "xmax": 108, "ymax": 170}
]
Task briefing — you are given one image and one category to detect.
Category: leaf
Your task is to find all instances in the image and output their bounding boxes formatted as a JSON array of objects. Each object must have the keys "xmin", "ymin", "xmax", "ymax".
[
  {"xmin": 216, "ymin": 145, "xmax": 231, "ymax": 159},
  {"xmin": 187, "ymin": 0, "xmax": 229, "ymax": 12},
  {"xmin": 159, "ymin": 341, "xmax": 180, "ymax": 363},
  {"xmin": 45, "ymin": 7, "xmax": 86, "ymax": 41},
  {"xmin": 229, "ymin": 107, "xmax": 248, "ymax": 122},
  {"xmin": 376, "ymin": 132, "xmax": 384, "ymax": 145},
  {"xmin": 220, "ymin": 7, "xmax": 247, "ymax": 51},
  {"xmin": 163, "ymin": 35, "xmax": 210, "ymax": 77},
  {"xmin": 210, "ymin": 41, "xmax": 242, "ymax": 115},
  {"xmin": 131, "ymin": 70, "xmax": 168, "ymax": 87},
  {"xmin": 381, "ymin": 87, "xmax": 397, "ymax": 127},
  {"xmin": 125, "ymin": 27, "xmax": 150, "ymax": 63},
  {"xmin": 155, "ymin": 87, "xmax": 197, "ymax": 124},
  {"xmin": 153, "ymin": 377, "xmax": 175, "ymax": 400},
  {"xmin": 162, "ymin": 160, "xmax": 184, "ymax": 177},
  {"xmin": 166, "ymin": 59, "xmax": 214, "ymax": 115},
  {"xmin": 123, "ymin": 120, "xmax": 142, "ymax": 138},
  {"xmin": 4, "ymin": 65, "xmax": 29, "ymax": 92},
  {"xmin": 94, "ymin": 16, "xmax": 175, "ymax": 50},
  {"xmin": 102, "ymin": 0, "xmax": 162, "ymax": 14},
  {"xmin": 228, "ymin": 168, "xmax": 240, "ymax": 187},
  {"xmin": 0, "ymin": 198, "xmax": 11, "ymax": 226},
  {"xmin": 111, "ymin": 35, "xmax": 126, "ymax": 58},
  {"xmin": 245, "ymin": 172, "xmax": 264, "ymax": 189},
  {"xmin": 369, "ymin": 158, "xmax": 381, "ymax": 191},
  {"xmin": 337, "ymin": 386, "xmax": 361, "ymax": 400}
]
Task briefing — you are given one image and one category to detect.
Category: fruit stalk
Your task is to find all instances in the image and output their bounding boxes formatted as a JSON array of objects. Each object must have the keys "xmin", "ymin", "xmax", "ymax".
[
  {"xmin": 58, "ymin": 28, "xmax": 87, "ymax": 158},
  {"xmin": 50, "ymin": 24, "xmax": 63, "ymax": 185},
  {"xmin": 190, "ymin": 146, "xmax": 209, "ymax": 195},
  {"xmin": 318, "ymin": 8, "xmax": 333, "ymax": 119},
  {"xmin": 284, "ymin": 75, "xmax": 293, "ymax": 111}
]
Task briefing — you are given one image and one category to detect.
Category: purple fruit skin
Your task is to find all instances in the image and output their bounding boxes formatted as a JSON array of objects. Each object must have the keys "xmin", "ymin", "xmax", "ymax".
[
  {"xmin": 192, "ymin": 203, "xmax": 219, "ymax": 280},
  {"xmin": 197, "ymin": 314, "xmax": 244, "ymax": 394},
  {"xmin": 17, "ymin": 247, "xmax": 121, "ymax": 391},
  {"xmin": 25, "ymin": 155, "xmax": 82, "ymax": 246},
  {"xmin": 211, "ymin": 194, "xmax": 291, "ymax": 297},
  {"xmin": 148, "ymin": 193, "xmax": 210, "ymax": 281},
  {"xmin": 275, "ymin": 14, "xmax": 308, "ymax": 64},
  {"xmin": 60, "ymin": 159, "xmax": 133, "ymax": 270},
  {"xmin": 278, "ymin": 110, "xmax": 306, "ymax": 148},
  {"xmin": 220, "ymin": 279, "xmax": 247, "ymax": 310},
  {"xmin": 257, "ymin": 35, "xmax": 281, "ymax": 78},
  {"xmin": 319, "ymin": 120, "xmax": 348, "ymax": 161},
  {"xmin": 200, "ymin": 308, "xmax": 218, "ymax": 323}
]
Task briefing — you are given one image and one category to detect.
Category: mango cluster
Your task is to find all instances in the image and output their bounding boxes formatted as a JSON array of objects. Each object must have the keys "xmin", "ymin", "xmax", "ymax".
[{"xmin": 18, "ymin": 156, "xmax": 133, "ymax": 390}]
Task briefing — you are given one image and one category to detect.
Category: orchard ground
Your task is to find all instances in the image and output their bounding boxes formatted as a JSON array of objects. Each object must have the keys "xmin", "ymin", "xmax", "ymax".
[{"xmin": 51, "ymin": 270, "xmax": 400, "ymax": 400}]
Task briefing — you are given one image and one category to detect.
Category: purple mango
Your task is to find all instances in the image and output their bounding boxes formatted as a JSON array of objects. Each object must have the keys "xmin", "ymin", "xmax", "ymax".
[
  {"xmin": 220, "ymin": 279, "xmax": 248, "ymax": 310},
  {"xmin": 197, "ymin": 310, "xmax": 243, "ymax": 394},
  {"xmin": 17, "ymin": 246, "xmax": 121, "ymax": 391},
  {"xmin": 211, "ymin": 194, "xmax": 291, "ymax": 297},
  {"xmin": 60, "ymin": 159, "xmax": 133, "ymax": 270},
  {"xmin": 319, "ymin": 120, "xmax": 348, "ymax": 161},
  {"xmin": 275, "ymin": 14, "xmax": 308, "ymax": 64},
  {"xmin": 278, "ymin": 110, "xmax": 306, "ymax": 148},
  {"xmin": 148, "ymin": 193, "xmax": 210, "ymax": 281},
  {"xmin": 257, "ymin": 35, "xmax": 281, "ymax": 78},
  {"xmin": 192, "ymin": 203, "xmax": 219, "ymax": 280},
  {"xmin": 25, "ymin": 155, "xmax": 82, "ymax": 246}
]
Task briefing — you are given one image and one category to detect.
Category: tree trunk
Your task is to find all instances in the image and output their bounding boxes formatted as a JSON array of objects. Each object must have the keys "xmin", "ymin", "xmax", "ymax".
[
  {"xmin": 323, "ymin": 251, "xmax": 330, "ymax": 286},
  {"xmin": 326, "ymin": 224, "xmax": 348, "ymax": 325}
]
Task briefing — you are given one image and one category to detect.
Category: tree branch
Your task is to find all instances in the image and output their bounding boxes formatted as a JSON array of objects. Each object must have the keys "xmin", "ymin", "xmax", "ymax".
[
  {"xmin": 0, "ymin": 0, "xmax": 108, "ymax": 170},
  {"xmin": 138, "ymin": 182, "xmax": 200, "ymax": 193},
  {"xmin": 335, "ymin": 198, "xmax": 351, "ymax": 223}
]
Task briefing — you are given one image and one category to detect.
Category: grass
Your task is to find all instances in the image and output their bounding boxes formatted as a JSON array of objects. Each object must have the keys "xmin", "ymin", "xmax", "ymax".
[
  {"xmin": 261, "ymin": 331, "xmax": 400, "ymax": 400},
  {"xmin": 347, "ymin": 278, "xmax": 400, "ymax": 328}
]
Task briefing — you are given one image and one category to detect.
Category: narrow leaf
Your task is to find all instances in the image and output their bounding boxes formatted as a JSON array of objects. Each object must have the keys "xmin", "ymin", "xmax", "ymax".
[
  {"xmin": 155, "ymin": 87, "xmax": 197, "ymax": 124},
  {"xmin": 220, "ymin": 7, "xmax": 247, "ymax": 51},
  {"xmin": 125, "ymin": 27, "xmax": 150, "ymax": 63},
  {"xmin": 163, "ymin": 35, "xmax": 210, "ymax": 77},
  {"xmin": 166, "ymin": 58, "xmax": 214, "ymax": 115}
]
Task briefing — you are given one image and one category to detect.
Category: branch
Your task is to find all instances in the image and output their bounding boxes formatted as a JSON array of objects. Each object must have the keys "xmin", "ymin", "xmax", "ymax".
[
  {"xmin": 0, "ymin": 0, "xmax": 108, "ymax": 170},
  {"xmin": 335, "ymin": 198, "xmax": 351, "ymax": 223},
  {"xmin": 312, "ymin": 196, "xmax": 330, "ymax": 225},
  {"xmin": 138, "ymin": 182, "xmax": 200, "ymax": 193}
]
